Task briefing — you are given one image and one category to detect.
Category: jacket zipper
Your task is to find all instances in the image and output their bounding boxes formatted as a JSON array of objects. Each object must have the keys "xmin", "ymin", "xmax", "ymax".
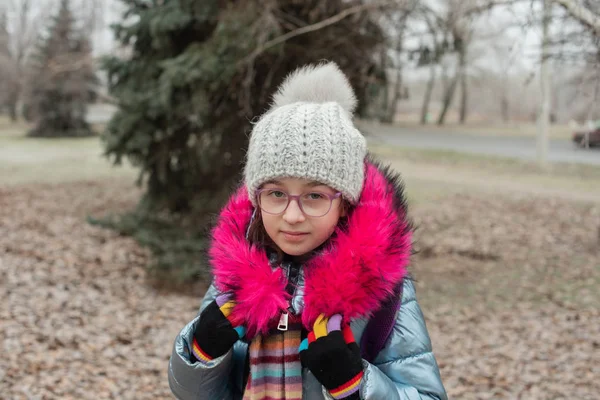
[{"xmin": 278, "ymin": 261, "xmax": 300, "ymax": 331}]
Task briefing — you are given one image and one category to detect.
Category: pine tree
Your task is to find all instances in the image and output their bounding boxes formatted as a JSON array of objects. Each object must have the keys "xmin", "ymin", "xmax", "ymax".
[
  {"xmin": 103, "ymin": 0, "xmax": 383, "ymax": 213},
  {"xmin": 97, "ymin": 0, "xmax": 385, "ymax": 283},
  {"xmin": 26, "ymin": 0, "xmax": 96, "ymax": 137}
]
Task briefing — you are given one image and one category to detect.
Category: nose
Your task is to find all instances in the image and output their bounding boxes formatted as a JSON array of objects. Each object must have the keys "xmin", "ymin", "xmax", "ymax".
[{"xmin": 282, "ymin": 198, "xmax": 305, "ymax": 224}]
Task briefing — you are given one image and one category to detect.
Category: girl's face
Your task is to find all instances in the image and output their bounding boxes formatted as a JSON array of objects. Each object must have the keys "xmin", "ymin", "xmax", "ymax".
[{"xmin": 258, "ymin": 178, "xmax": 345, "ymax": 257}]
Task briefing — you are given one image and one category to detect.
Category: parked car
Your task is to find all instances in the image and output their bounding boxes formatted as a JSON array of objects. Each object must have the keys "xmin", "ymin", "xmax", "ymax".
[{"xmin": 572, "ymin": 128, "xmax": 600, "ymax": 148}]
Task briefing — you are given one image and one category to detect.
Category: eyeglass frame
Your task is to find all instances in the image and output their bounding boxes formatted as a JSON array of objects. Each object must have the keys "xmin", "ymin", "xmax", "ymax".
[{"xmin": 255, "ymin": 188, "xmax": 343, "ymax": 217}]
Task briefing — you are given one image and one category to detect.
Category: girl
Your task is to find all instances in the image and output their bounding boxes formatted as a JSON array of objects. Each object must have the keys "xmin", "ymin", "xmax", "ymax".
[{"xmin": 168, "ymin": 62, "xmax": 447, "ymax": 400}]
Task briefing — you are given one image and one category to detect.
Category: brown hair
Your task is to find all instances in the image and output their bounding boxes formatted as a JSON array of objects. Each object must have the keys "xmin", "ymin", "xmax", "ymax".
[
  {"xmin": 247, "ymin": 199, "xmax": 352, "ymax": 263},
  {"xmin": 246, "ymin": 207, "xmax": 282, "ymax": 260}
]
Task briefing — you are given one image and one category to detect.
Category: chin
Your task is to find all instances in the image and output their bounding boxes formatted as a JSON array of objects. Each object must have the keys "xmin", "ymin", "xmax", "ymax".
[
  {"xmin": 275, "ymin": 237, "xmax": 329, "ymax": 257},
  {"xmin": 277, "ymin": 243, "xmax": 310, "ymax": 256}
]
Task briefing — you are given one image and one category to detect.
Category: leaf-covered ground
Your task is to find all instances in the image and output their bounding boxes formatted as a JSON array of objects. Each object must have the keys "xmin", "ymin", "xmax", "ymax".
[{"xmin": 1, "ymin": 180, "xmax": 598, "ymax": 399}]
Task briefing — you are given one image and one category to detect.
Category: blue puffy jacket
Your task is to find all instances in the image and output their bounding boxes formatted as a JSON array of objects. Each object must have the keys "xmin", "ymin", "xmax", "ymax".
[{"xmin": 168, "ymin": 274, "xmax": 446, "ymax": 399}]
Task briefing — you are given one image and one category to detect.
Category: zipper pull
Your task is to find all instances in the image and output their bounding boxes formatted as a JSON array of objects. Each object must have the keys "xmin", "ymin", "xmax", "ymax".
[{"xmin": 277, "ymin": 311, "xmax": 289, "ymax": 331}]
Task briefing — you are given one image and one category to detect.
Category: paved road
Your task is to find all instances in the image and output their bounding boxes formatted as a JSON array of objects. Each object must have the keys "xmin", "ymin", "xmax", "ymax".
[
  {"xmin": 88, "ymin": 105, "xmax": 599, "ymax": 166},
  {"xmin": 368, "ymin": 125, "xmax": 600, "ymax": 166}
]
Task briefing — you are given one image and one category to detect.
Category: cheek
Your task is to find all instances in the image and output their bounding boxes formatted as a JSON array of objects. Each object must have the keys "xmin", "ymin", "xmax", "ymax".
[
  {"xmin": 315, "ymin": 212, "xmax": 341, "ymax": 237},
  {"xmin": 261, "ymin": 214, "xmax": 278, "ymax": 236}
]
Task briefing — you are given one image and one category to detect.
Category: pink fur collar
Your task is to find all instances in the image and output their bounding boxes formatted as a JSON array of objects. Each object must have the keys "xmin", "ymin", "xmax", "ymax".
[{"xmin": 209, "ymin": 159, "xmax": 412, "ymax": 337}]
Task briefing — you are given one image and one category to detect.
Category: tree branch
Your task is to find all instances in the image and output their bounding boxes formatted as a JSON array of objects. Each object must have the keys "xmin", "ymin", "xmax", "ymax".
[
  {"xmin": 239, "ymin": 0, "xmax": 404, "ymax": 66},
  {"xmin": 461, "ymin": 0, "xmax": 527, "ymax": 17},
  {"xmin": 552, "ymin": 0, "xmax": 600, "ymax": 35}
]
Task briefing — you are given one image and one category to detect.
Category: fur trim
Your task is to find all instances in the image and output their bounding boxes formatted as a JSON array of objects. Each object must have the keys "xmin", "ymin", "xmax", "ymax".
[
  {"xmin": 209, "ymin": 157, "xmax": 411, "ymax": 337},
  {"xmin": 207, "ymin": 189, "xmax": 289, "ymax": 335},
  {"xmin": 270, "ymin": 62, "xmax": 357, "ymax": 115}
]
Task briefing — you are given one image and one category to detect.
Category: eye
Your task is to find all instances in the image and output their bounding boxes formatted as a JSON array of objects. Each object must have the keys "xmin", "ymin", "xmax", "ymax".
[
  {"xmin": 267, "ymin": 190, "xmax": 286, "ymax": 198},
  {"xmin": 307, "ymin": 192, "xmax": 326, "ymax": 200}
]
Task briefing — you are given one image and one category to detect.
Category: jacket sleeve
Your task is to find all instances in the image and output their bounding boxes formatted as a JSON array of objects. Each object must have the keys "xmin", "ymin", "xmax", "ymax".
[
  {"xmin": 359, "ymin": 279, "xmax": 448, "ymax": 400},
  {"xmin": 168, "ymin": 283, "xmax": 244, "ymax": 400}
]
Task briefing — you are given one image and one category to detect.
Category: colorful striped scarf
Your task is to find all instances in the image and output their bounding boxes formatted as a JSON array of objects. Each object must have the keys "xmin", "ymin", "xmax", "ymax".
[{"xmin": 243, "ymin": 321, "xmax": 303, "ymax": 400}]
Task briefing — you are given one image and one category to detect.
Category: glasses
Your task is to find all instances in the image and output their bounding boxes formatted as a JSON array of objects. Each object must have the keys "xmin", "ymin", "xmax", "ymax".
[{"xmin": 256, "ymin": 189, "xmax": 342, "ymax": 217}]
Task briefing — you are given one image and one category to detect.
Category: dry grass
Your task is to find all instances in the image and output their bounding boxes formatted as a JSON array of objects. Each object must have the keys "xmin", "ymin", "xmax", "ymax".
[
  {"xmin": 0, "ymin": 118, "xmax": 134, "ymax": 185},
  {"xmin": 369, "ymin": 142, "xmax": 600, "ymax": 205}
]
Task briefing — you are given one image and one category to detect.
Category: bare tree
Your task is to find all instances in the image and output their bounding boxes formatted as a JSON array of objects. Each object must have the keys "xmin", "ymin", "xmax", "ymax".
[
  {"xmin": 408, "ymin": 0, "xmax": 596, "ymax": 128},
  {"xmin": 0, "ymin": 11, "xmax": 14, "ymax": 114},
  {"xmin": 544, "ymin": 0, "xmax": 599, "ymax": 127},
  {"xmin": 537, "ymin": 0, "xmax": 551, "ymax": 167},
  {"xmin": 433, "ymin": 0, "xmax": 534, "ymax": 125},
  {"xmin": 420, "ymin": 51, "xmax": 438, "ymax": 124},
  {"xmin": 458, "ymin": 44, "xmax": 469, "ymax": 123},
  {"xmin": 494, "ymin": 43, "xmax": 521, "ymax": 122},
  {"xmin": 418, "ymin": 8, "xmax": 443, "ymax": 124},
  {"xmin": 1, "ymin": 0, "xmax": 54, "ymax": 121},
  {"xmin": 378, "ymin": 1, "xmax": 419, "ymax": 122},
  {"xmin": 411, "ymin": 0, "xmax": 474, "ymax": 125},
  {"xmin": 436, "ymin": 1, "xmax": 475, "ymax": 125}
]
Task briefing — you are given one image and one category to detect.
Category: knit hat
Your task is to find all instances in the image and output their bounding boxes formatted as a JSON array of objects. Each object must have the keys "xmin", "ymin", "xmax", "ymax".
[{"xmin": 244, "ymin": 62, "xmax": 367, "ymax": 205}]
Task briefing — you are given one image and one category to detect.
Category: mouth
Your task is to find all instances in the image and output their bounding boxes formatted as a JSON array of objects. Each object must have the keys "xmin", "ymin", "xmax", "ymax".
[
  {"xmin": 281, "ymin": 230, "xmax": 308, "ymax": 236},
  {"xmin": 280, "ymin": 230, "xmax": 309, "ymax": 242}
]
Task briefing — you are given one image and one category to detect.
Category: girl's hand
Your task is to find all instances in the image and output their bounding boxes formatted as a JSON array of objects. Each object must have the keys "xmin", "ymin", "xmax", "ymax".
[
  {"xmin": 299, "ymin": 314, "xmax": 364, "ymax": 399},
  {"xmin": 192, "ymin": 293, "xmax": 245, "ymax": 364}
]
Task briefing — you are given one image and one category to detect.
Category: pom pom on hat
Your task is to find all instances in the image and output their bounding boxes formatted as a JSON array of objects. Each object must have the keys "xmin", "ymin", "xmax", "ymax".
[{"xmin": 270, "ymin": 62, "xmax": 357, "ymax": 116}]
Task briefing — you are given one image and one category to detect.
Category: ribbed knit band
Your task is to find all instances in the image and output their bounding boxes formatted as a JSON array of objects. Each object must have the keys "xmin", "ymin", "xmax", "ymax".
[
  {"xmin": 191, "ymin": 337, "xmax": 214, "ymax": 364},
  {"xmin": 330, "ymin": 370, "xmax": 363, "ymax": 399}
]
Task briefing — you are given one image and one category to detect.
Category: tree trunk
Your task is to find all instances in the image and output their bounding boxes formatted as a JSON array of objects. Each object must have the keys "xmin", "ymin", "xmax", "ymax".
[
  {"xmin": 420, "ymin": 63, "xmax": 436, "ymax": 124},
  {"xmin": 7, "ymin": 90, "xmax": 19, "ymax": 122},
  {"xmin": 379, "ymin": 46, "xmax": 389, "ymax": 122},
  {"xmin": 383, "ymin": 66, "xmax": 403, "ymax": 123},
  {"xmin": 439, "ymin": 37, "xmax": 467, "ymax": 126},
  {"xmin": 8, "ymin": 102, "xmax": 18, "ymax": 122},
  {"xmin": 437, "ymin": 69, "xmax": 459, "ymax": 125},
  {"xmin": 382, "ymin": 16, "xmax": 408, "ymax": 124},
  {"xmin": 459, "ymin": 55, "xmax": 468, "ymax": 124},
  {"xmin": 537, "ymin": 0, "xmax": 551, "ymax": 168},
  {"xmin": 501, "ymin": 95, "xmax": 509, "ymax": 122},
  {"xmin": 440, "ymin": 57, "xmax": 449, "ymax": 94},
  {"xmin": 501, "ymin": 70, "xmax": 510, "ymax": 122}
]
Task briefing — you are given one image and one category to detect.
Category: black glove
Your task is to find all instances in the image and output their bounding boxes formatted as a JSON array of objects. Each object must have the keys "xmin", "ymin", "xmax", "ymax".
[
  {"xmin": 192, "ymin": 293, "xmax": 245, "ymax": 363},
  {"xmin": 299, "ymin": 314, "xmax": 364, "ymax": 399}
]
